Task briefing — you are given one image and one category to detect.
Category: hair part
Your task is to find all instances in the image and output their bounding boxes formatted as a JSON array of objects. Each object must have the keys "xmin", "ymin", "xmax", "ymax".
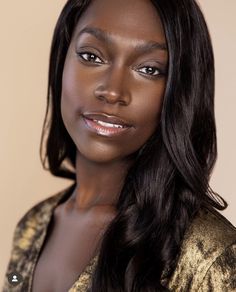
[{"xmin": 40, "ymin": 0, "xmax": 227, "ymax": 290}]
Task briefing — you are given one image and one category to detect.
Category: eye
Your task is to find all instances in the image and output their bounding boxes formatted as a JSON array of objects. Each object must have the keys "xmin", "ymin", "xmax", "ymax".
[
  {"xmin": 137, "ymin": 66, "xmax": 161, "ymax": 77},
  {"xmin": 77, "ymin": 52, "xmax": 103, "ymax": 64}
]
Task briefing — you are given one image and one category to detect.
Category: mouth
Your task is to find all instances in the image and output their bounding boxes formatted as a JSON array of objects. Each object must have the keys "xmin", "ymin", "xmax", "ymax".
[{"xmin": 82, "ymin": 113, "xmax": 133, "ymax": 137}]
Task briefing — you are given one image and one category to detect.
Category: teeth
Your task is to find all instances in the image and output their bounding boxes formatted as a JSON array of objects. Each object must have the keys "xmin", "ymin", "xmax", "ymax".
[{"xmin": 94, "ymin": 120, "xmax": 124, "ymax": 128}]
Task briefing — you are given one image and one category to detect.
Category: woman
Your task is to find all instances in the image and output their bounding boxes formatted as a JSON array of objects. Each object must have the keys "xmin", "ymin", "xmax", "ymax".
[{"xmin": 3, "ymin": 0, "xmax": 236, "ymax": 291}]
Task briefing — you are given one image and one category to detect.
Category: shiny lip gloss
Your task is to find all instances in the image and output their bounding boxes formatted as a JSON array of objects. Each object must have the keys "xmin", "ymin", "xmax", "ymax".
[{"xmin": 83, "ymin": 117, "xmax": 132, "ymax": 137}]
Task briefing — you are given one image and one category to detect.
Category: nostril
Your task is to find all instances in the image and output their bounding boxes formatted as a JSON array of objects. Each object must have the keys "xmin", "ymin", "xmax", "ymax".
[
  {"xmin": 94, "ymin": 85, "xmax": 130, "ymax": 105},
  {"xmin": 96, "ymin": 94, "xmax": 106, "ymax": 102},
  {"xmin": 95, "ymin": 88, "xmax": 122, "ymax": 103}
]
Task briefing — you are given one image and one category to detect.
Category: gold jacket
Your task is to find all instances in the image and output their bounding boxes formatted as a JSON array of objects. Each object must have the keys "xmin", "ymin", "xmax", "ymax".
[{"xmin": 3, "ymin": 184, "xmax": 236, "ymax": 291}]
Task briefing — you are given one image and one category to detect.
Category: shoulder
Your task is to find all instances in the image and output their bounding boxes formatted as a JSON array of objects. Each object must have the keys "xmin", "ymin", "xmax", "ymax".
[
  {"xmin": 6, "ymin": 184, "xmax": 74, "ymax": 267},
  {"xmin": 198, "ymin": 242, "xmax": 236, "ymax": 291},
  {"xmin": 186, "ymin": 208, "xmax": 236, "ymax": 251},
  {"xmin": 14, "ymin": 186, "xmax": 68, "ymax": 236},
  {"xmin": 2, "ymin": 184, "xmax": 75, "ymax": 291},
  {"xmin": 168, "ymin": 208, "xmax": 236, "ymax": 291}
]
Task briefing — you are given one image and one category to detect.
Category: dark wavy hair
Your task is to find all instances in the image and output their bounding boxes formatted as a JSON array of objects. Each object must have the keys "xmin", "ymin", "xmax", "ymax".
[{"xmin": 40, "ymin": 0, "xmax": 227, "ymax": 290}]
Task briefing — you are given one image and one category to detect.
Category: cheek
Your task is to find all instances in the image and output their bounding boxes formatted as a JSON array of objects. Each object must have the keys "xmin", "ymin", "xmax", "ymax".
[
  {"xmin": 133, "ymin": 82, "xmax": 165, "ymax": 131},
  {"xmin": 62, "ymin": 60, "xmax": 85, "ymax": 109},
  {"xmin": 61, "ymin": 57, "xmax": 92, "ymax": 128},
  {"xmin": 121, "ymin": 84, "xmax": 164, "ymax": 154}
]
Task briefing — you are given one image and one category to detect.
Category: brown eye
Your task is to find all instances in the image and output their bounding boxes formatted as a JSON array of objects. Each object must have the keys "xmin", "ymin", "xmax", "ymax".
[
  {"xmin": 77, "ymin": 52, "xmax": 103, "ymax": 64},
  {"xmin": 138, "ymin": 66, "xmax": 160, "ymax": 76}
]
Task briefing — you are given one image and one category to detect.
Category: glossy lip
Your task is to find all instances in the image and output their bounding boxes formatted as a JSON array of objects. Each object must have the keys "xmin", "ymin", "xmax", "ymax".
[
  {"xmin": 83, "ymin": 116, "xmax": 132, "ymax": 137},
  {"xmin": 82, "ymin": 112, "xmax": 133, "ymax": 127}
]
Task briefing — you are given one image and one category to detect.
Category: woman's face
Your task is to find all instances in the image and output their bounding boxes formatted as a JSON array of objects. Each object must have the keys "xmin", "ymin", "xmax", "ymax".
[{"xmin": 61, "ymin": 0, "xmax": 168, "ymax": 163}]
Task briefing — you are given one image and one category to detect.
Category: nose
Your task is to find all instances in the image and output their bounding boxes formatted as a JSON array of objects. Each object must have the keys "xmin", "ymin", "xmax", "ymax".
[{"xmin": 94, "ymin": 65, "xmax": 131, "ymax": 105}]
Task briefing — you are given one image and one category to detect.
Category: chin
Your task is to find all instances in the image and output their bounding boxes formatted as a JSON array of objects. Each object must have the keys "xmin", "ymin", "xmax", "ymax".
[{"xmin": 76, "ymin": 144, "xmax": 129, "ymax": 164}]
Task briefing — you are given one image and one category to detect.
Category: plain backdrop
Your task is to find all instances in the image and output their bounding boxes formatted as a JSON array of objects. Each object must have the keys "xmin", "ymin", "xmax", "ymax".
[{"xmin": 0, "ymin": 0, "xmax": 235, "ymax": 286}]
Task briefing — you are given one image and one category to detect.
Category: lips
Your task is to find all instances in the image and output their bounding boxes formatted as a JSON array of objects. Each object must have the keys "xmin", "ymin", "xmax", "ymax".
[
  {"xmin": 82, "ymin": 112, "xmax": 132, "ymax": 128},
  {"xmin": 82, "ymin": 112, "xmax": 133, "ymax": 137}
]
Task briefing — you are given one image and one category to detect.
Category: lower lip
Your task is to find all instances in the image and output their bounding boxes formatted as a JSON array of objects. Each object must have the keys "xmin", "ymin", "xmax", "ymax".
[{"xmin": 83, "ymin": 117, "xmax": 132, "ymax": 137}]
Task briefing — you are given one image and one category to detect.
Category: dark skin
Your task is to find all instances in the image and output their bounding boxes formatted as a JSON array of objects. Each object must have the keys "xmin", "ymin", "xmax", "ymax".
[{"xmin": 32, "ymin": 0, "xmax": 168, "ymax": 291}]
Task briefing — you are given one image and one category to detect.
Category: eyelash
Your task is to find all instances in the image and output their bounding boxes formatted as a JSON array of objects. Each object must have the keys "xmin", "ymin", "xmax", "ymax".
[
  {"xmin": 137, "ymin": 67, "xmax": 161, "ymax": 78},
  {"xmin": 77, "ymin": 51, "xmax": 164, "ymax": 79},
  {"xmin": 77, "ymin": 52, "xmax": 103, "ymax": 64}
]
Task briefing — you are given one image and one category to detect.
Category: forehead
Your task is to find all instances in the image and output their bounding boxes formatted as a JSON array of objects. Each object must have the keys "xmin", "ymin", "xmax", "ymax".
[{"xmin": 73, "ymin": 0, "xmax": 166, "ymax": 45}]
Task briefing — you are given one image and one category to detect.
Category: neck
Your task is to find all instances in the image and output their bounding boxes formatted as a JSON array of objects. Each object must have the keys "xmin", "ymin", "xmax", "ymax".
[{"xmin": 69, "ymin": 151, "xmax": 134, "ymax": 211}]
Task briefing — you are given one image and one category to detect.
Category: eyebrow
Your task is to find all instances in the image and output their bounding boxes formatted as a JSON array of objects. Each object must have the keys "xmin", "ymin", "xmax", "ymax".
[{"xmin": 76, "ymin": 26, "xmax": 167, "ymax": 53}]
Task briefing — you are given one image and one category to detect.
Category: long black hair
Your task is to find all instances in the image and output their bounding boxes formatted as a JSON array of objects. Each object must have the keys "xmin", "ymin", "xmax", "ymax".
[{"xmin": 40, "ymin": 0, "xmax": 227, "ymax": 290}]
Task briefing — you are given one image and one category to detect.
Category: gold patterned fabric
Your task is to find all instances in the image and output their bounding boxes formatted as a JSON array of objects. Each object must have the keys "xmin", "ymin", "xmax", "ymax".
[
  {"xmin": 166, "ymin": 209, "xmax": 236, "ymax": 291},
  {"xmin": 2, "ymin": 184, "xmax": 236, "ymax": 291}
]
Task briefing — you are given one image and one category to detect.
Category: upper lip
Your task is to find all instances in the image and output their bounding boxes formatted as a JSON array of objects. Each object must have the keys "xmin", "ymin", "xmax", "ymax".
[{"xmin": 83, "ymin": 112, "xmax": 132, "ymax": 127}]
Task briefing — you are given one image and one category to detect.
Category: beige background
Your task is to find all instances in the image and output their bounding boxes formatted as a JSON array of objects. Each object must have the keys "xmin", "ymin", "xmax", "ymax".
[{"xmin": 0, "ymin": 0, "xmax": 235, "ymax": 286}]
